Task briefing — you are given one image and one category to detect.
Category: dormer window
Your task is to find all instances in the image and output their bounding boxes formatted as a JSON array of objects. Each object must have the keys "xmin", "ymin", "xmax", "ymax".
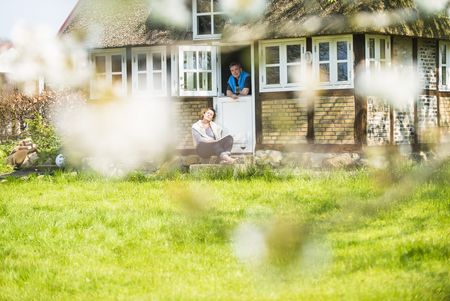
[{"xmin": 193, "ymin": 0, "xmax": 227, "ymax": 39}]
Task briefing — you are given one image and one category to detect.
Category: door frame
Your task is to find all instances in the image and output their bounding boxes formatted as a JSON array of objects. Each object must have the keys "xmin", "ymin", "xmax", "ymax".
[{"xmin": 213, "ymin": 41, "xmax": 256, "ymax": 153}]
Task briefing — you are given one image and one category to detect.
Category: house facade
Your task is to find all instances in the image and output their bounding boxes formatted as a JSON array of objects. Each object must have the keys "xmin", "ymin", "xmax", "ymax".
[{"xmin": 61, "ymin": 0, "xmax": 450, "ymax": 153}]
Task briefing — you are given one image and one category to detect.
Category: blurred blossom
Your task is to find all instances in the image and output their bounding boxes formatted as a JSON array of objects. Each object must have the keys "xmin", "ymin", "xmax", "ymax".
[
  {"xmin": 303, "ymin": 16, "xmax": 322, "ymax": 33},
  {"xmin": 232, "ymin": 223, "xmax": 267, "ymax": 265},
  {"xmin": 220, "ymin": 0, "xmax": 267, "ymax": 22},
  {"xmin": 415, "ymin": 0, "xmax": 449, "ymax": 13},
  {"xmin": 355, "ymin": 64, "xmax": 420, "ymax": 109},
  {"xmin": 222, "ymin": 24, "xmax": 267, "ymax": 42},
  {"xmin": 266, "ymin": 220, "xmax": 305, "ymax": 266},
  {"xmin": 149, "ymin": 0, "xmax": 190, "ymax": 27},
  {"xmin": 168, "ymin": 182, "xmax": 213, "ymax": 215},
  {"xmin": 54, "ymin": 97, "xmax": 174, "ymax": 177},
  {"xmin": 299, "ymin": 239, "xmax": 331, "ymax": 276},
  {"xmin": 351, "ymin": 9, "xmax": 418, "ymax": 30},
  {"xmin": 5, "ymin": 24, "xmax": 90, "ymax": 90}
]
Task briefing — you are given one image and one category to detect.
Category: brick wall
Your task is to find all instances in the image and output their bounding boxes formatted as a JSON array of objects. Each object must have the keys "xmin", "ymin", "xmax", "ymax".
[
  {"xmin": 418, "ymin": 39, "xmax": 437, "ymax": 90},
  {"xmin": 440, "ymin": 97, "xmax": 450, "ymax": 134},
  {"xmin": 417, "ymin": 95, "xmax": 439, "ymax": 143},
  {"xmin": 393, "ymin": 102, "xmax": 415, "ymax": 144},
  {"xmin": 173, "ymin": 98, "xmax": 212, "ymax": 149},
  {"xmin": 261, "ymin": 99, "xmax": 308, "ymax": 144},
  {"xmin": 314, "ymin": 96, "xmax": 355, "ymax": 144},
  {"xmin": 367, "ymin": 96, "xmax": 390, "ymax": 145}
]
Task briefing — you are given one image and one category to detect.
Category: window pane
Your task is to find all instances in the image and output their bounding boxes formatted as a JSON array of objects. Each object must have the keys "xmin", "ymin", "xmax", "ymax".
[
  {"xmin": 112, "ymin": 55, "xmax": 122, "ymax": 72},
  {"xmin": 266, "ymin": 66, "xmax": 280, "ymax": 84},
  {"xmin": 443, "ymin": 67, "xmax": 447, "ymax": 86},
  {"xmin": 287, "ymin": 65, "xmax": 301, "ymax": 84},
  {"xmin": 138, "ymin": 54, "xmax": 146, "ymax": 71},
  {"xmin": 197, "ymin": 0, "xmax": 211, "ymax": 13},
  {"xmin": 338, "ymin": 62, "xmax": 348, "ymax": 81},
  {"xmin": 199, "ymin": 72, "xmax": 212, "ymax": 91},
  {"xmin": 213, "ymin": 14, "xmax": 226, "ymax": 34},
  {"xmin": 184, "ymin": 51, "xmax": 196, "ymax": 70},
  {"xmin": 153, "ymin": 73, "xmax": 162, "ymax": 90},
  {"xmin": 369, "ymin": 38, "xmax": 375, "ymax": 59},
  {"xmin": 199, "ymin": 51, "xmax": 211, "ymax": 70},
  {"xmin": 380, "ymin": 39, "xmax": 386, "ymax": 59},
  {"xmin": 198, "ymin": 16, "xmax": 212, "ymax": 35},
  {"xmin": 337, "ymin": 41, "xmax": 347, "ymax": 60},
  {"xmin": 265, "ymin": 46, "xmax": 279, "ymax": 64},
  {"xmin": 212, "ymin": 0, "xmax": 221, "ymax": 12},
  {"xmin": 112, "ymin": 74, "xmax": 122, "ymax": 86},
  {"xmin": 95, "ymin": 56, "xmax": 106, "ymax": 73},
  {"xmin": 319, "ymin": 43, "xmax": 329, "ymax": 61},
  {"xmin": 153, "ymin": 53, "xmax": 162, "ymax": 70},
  {"xmin": 442, "ymin": 45, "xmax": 447, "ymax": 64},
  {"xmin": 287, "ymin": 45, "xmax": 301, "ymax": 63},
  {"xmin": 138, "ymin": 74, "xmax": 147, "ymax": 90},
  {"xmin": 319, "ymin": 63, "xmax": 329, "ymax": 82},
  {"xmin": 184, "ymin": 72, "xmax": 197, "ymax": 91}
]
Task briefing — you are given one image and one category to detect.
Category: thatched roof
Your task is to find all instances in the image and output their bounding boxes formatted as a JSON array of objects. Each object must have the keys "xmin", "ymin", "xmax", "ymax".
[
  {"xmin": 229, "ymin": 0, "xmax": 450, "ymax": 41},
  {"xmin": 61, "ymin": 0, "xmax": 450, "ymax": 48},
  {"xmin": 60, "ymin": 0, "xmax": 192, "ymax": 48}
]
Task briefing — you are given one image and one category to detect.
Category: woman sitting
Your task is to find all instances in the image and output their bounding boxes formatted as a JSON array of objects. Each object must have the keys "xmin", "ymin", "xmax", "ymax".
[{"xmin": 192, "ymin": 108, "xmax": 236, "ymax": 164}]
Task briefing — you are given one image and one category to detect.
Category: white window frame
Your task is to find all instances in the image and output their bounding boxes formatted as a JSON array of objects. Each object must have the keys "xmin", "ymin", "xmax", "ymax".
[
  {"xmin": 259, "ymin": 39, "xmax": 307, "ymax": 92},
  {"xmin": 365, "ymin": 35, "xmax": 391, "ymax": 76},
  {"xmin": 131, "ymin": 47, "xmax": 167, "ymax": 97},
  {"xmin": 90, "ymin": 48, "xmax": 127, "ymax": 99},
  {"xmin": 439, "ymin": 40, "xmax": 450, "ymax": 91},
  {"xmin": 192, "ymin": 0, "xmax": 226, "ymax": 40},
  {"xmin": 178, "ymin": 45, "xmax": 217, "ymax": 96},
  {"xmin": 312, "ymin": 35, "xmax": 354, "ymax": 89}
]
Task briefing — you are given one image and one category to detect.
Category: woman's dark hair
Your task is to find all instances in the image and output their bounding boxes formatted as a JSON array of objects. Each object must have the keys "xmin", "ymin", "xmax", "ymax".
[{"xmin": 199, "ymin": 107, "xmax": 216, "ymax": 120}]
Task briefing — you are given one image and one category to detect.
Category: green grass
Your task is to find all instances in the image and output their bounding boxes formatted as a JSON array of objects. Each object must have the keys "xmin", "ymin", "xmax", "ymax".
[{"xmin": 0, "ymin": 163, "xmax": 449, "ymax": 300}]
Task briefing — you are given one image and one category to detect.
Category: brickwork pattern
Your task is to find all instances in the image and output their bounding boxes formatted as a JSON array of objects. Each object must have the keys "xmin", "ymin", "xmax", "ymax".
[
  {"xmin": 439, "ymin": 97, "xmax": 450, "ymax": 133},
  {"xmin": 417, "ymin": 95, "xmax": 438, "ymax": 143},
  {"xmin": 418, "ymin": 39, "xmax": 437, "ymax": 90},
  {"xmin": 173, "ymin": 99, "xmax": 212, "ymax": 149},
  {"xmin": 314, "ymin": 96, "xmax": 355, "ymax": 144},
  {"xmin": 261, "ymin": 99, "xmax": 308, "ymax": 144},
  {"xmin": 393, "ymin": 102, "xmax": 415, "ymax": 144},
  {"xmin": 367, "ymin": 96, "xmax": 390, "ymax": 145}
]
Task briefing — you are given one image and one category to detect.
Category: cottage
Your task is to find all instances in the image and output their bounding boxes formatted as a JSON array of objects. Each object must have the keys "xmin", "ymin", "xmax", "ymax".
[{"xmin": 60, "ymin": 0, "xmax": 450, "ymax": 154}]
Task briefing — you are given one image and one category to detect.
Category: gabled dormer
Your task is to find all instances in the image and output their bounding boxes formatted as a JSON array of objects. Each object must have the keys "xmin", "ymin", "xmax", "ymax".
[{"xmin": 192, "ymin": 0, "xmax": 228, "ymax": 40}]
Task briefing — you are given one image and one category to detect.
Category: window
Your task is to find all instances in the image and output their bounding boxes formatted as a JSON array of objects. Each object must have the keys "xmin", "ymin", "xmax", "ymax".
[
  {"xmin": 365, "ymin": 35, "xmax": 391, "ymax": 75},
  {"xmin": 178, "ymin": 45, "xmax": 217, "ymax": 96},
  {"xmin": 90, "ymin": 49, "xmax": 127, "ymax": 99},
  {"xmin": 259, "ymin": 39, "xmax": 306, "ymax": 91},
  {"xmin": 132, "ymin": 47, "xmax": 167, "ymax": 97},
  {"xmin": 312, "ymin": 35, "xmax": 353, "ymax": 88},
  {"xmin": 193, "ymin": 0, "xmax": 227, "ymax": 39},
  {"xmin": 439, "ymin": 41, "xmax": 450, "ymax": 91}
]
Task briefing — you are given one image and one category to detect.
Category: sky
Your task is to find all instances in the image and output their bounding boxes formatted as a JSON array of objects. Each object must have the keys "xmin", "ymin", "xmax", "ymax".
[{"xmin": 0, "ymin": 0, "xmax": 78, "ymax": 41}]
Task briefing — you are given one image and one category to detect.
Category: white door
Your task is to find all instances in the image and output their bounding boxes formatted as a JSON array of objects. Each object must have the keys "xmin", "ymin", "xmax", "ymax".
[{"xmin": 214, "ymin": 95, "xmax": 255, "ymax": 153}]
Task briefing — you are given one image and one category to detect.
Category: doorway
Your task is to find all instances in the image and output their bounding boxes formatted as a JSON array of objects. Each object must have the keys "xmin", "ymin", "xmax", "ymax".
[{"xmin": 214, "ymin": 44, "xmax": 255, "ymax": 153}]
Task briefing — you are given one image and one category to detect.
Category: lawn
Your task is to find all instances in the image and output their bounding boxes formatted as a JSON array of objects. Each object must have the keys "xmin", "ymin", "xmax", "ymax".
[{"xmin": 0, "ymin": 163, "xmax": 449, "ymax": 300}]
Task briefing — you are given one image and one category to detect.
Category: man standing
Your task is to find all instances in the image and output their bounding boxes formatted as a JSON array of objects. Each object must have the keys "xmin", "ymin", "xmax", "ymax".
[{"xmin": 226, "ymin": 62, "xmax": 251, "ymax": 100}]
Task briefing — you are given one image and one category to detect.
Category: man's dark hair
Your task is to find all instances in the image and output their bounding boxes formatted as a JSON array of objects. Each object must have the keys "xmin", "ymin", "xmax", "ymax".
[{"xmin": 229, "ymin": 62, "xmax": 242, "ymax": 69}]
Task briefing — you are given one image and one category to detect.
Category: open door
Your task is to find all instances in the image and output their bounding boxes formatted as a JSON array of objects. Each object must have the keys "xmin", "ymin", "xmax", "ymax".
[{"xmin": 214, "ymin": 44, "xmax": 255, "ymax": 153}]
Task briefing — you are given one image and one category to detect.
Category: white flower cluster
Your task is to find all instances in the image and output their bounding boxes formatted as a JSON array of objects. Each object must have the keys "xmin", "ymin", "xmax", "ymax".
[{"xmin": 4, "ymin": 23, "xmax": 89, "ymax": 91}]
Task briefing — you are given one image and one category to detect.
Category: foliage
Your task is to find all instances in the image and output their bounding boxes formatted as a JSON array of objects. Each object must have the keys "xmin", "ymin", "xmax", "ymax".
[
  {"xmin": 0, "ymin": 164, "xmax": 449, "ymax": 300},
  {"xmin": 24, "ymin": 112, "xmax": 61, "ymax": 163}
]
